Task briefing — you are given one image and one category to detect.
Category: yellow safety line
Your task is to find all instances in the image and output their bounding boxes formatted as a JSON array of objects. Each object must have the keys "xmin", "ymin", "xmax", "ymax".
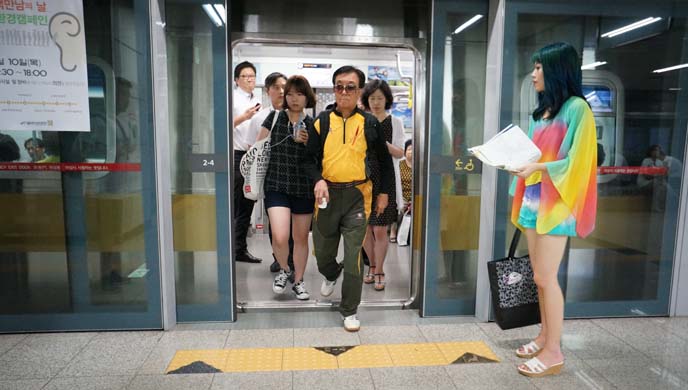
[{"xmin": 166, "ymin": 341, "xmax": 499, "ymax": 374}]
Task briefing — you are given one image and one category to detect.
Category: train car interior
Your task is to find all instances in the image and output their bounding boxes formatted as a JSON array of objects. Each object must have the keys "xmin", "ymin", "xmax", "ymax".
[{"xmin": 231, "ymin": 43, "xmax": 417, "ymax": 309}]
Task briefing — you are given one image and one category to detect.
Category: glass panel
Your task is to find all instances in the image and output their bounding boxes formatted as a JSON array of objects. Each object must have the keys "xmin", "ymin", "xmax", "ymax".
[
  {"xmin": 423, "ymin": 0, "xmax": 488, "ymax": 316},
  {"xmin": 497, "ymin": 0, "xmax": 688, "ymax": 316},
  {"xmin": 0, "ymin": 0, "xmax": 161, "ymax": 331},
  {"xmin": 166, "ymin": 1, "xmax": 232, "ymax": 321}
]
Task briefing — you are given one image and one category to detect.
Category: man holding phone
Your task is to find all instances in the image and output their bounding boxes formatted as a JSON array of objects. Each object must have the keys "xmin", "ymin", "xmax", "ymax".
[{"xmin": 232, "ymin": 61, "xmax": 263, "ymax": 263}]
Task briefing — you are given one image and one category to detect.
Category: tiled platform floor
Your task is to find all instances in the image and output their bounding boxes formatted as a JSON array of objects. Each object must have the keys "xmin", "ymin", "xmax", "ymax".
[{"xmin": 1, "ymin": 312, "xmax": 687, "ymax": 389}]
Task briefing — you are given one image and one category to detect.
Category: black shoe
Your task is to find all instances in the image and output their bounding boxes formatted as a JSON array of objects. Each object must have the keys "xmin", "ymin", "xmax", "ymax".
[
  {"xmin": 236, "ymin": 251, "xmax": 262, "ymax": 263},
  {"xmin": 270, "ymin": 259, "xmax": 280, "ymax": 272}
]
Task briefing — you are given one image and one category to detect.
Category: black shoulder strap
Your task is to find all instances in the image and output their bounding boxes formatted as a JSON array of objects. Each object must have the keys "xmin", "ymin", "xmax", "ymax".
[
  {"xmin": 362, "ymin": 112, "xmax": 379, "ymax": 144},
  {"xmin": 318, "ymin": 110, "xmax": 331, "ymax": 149}
]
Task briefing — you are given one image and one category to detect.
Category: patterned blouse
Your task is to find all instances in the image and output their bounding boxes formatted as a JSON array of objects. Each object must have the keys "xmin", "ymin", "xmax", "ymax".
[
  {"xmin": 399, "ymin": 159, "xmax": 412, "ymax": 204},
  {"xmin": 262, "ymin": 111, "xmax": 315, "ymax": 199}
]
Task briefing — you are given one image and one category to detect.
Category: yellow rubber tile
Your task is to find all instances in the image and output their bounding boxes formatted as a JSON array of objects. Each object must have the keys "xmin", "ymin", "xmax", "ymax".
[
  {"xmin": 337, "ymin": 345, "xmax": 394, "ymax": 369},
  {"xmin": 165, "ymin": 349, "xmax": 229, "ymax": 373},
  {"xmin": 224, "ymin": 348, "xmax": 283, "ymax": 372},
  {"xmin": 282, "ymin": 347, "xmax": 338, "ymax": 371},
  {"xmin": 435, "ymin": 341, "xmax": 500, "ymax": 364},
  {"xmin": 386, "ymin": 343, "xmax": 447, "ymax": 367}
]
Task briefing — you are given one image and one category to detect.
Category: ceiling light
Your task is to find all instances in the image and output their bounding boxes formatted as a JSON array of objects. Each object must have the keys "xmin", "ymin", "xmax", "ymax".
[
  {"xmin": 213, "ymin": 4, "xmax": 227, "ymax": 25},
  {"xmin": 202, "ymin": 4, "xmax": 223, "ymax": 27},
  {"xmin": 601, "ymin": 17, "xmax": 662, "ymax": 38},
  {"xmin": 581, "ymin": 61, "xmax": 607, "ymax": 70},
  {"xmin": 653, "ymin": 63, "xmax": 688, "ymax": 73},
  {"xmin": 453, "ymin": 15, "xmax": 483, "ymax": 35}
]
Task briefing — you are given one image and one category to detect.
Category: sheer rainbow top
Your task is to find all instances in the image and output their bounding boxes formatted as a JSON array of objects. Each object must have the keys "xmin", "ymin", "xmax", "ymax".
[{"xmin": 510, "ymin": 96, "xmax": 598, "ymax": 238}]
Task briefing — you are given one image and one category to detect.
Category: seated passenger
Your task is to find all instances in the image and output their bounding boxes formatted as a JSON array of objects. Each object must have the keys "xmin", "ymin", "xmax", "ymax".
[{"xmin": 256, "ymin": 75, "xmax": 317, "ymax": 300}]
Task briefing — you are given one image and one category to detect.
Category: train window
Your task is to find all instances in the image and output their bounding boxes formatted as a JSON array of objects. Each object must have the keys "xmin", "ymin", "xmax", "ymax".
[{"xmin": 81, "ymin": 60, "xmax": 116, "ymax": 164}]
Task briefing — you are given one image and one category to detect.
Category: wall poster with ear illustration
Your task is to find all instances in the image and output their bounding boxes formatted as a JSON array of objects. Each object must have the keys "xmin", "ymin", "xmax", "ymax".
[{"xmin": 0, "ymin": 0, "xmax": 90, "ymax": 132}]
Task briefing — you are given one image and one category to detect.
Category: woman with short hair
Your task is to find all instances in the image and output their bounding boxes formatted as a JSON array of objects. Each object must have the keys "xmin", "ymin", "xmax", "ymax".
[{"xmin": 256, "ymin": 75, "xmax": 317, "ymax": 300}]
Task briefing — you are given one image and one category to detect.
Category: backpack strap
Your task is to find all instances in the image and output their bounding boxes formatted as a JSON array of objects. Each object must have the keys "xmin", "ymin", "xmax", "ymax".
[{"xmin": 317, "ymin": 110, "xmax": 331, "ymax": 150}]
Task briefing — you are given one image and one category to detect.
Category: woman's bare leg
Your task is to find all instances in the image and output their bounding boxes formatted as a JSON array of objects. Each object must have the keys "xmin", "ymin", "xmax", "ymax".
[
  {"xmin": 520, "ymin": 233, "xmax": 567, "ymax": 370},
  {"xmin": 373, "ymin": 225, "xmax": 389, "ymax": 284},
  {"xmin": 267, "ymin": 207, "xmax": 292, "ymax": 271},
  {"xmin": 524, "ymin": 229, "xmax": 547, "ymax": 350},
  {"xmin": 290, "ymin": 213, "xmax": 312, "ymax": 283}
]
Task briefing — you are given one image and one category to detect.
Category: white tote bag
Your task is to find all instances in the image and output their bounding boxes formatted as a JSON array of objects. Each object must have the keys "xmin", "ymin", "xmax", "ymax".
[
  {"xmin": 240, "ymin": 111, "xmax": 279, "ymax": 200},
  {"xmin": 397, "ymin": 209, "xmax": 412, "ymax": 246}
]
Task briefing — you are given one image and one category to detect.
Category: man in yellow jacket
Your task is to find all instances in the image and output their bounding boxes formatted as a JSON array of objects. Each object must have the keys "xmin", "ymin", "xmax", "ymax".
[{"xmin": 305, "ymin": 66, "xmax": 394, "ymax": 332}]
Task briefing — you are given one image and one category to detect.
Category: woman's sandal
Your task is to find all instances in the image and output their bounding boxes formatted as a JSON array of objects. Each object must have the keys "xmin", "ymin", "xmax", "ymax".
[
  {"xmin": 515, "ymin": 341, "xmax": 542, "ymax": 358},
  {"xmin": 517, "ymin": 357, "xmax": 564, "ymax": 378},
  {"xmin": 364, "ymin": 266, "xmax": 376, "ymax": 284},
  {"xmin": 374, "ymin": 273, "xmax": 386, "ymax": 291}
]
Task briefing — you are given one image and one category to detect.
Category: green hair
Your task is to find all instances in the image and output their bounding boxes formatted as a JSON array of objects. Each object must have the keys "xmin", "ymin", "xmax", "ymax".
[{"xmin": 531, "ymin": 42, "xmax": 585, "ymax": 120}]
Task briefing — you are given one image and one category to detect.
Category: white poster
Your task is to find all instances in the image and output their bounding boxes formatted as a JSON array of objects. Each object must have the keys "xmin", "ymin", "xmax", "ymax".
[{"xmin": 0, "ymin": 1, "xmax": 90, "ymax": 132}]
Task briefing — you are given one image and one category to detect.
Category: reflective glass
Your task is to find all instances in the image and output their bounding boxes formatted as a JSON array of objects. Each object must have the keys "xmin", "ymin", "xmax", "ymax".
[
  {"xmin": 423, "ymin": 0, "xmax": 488, "ymax": 316},
  {"xmin": 497, "ymin": 0, "xmax": 688, "ymax": 316},
  {"xmin": 0, "ymin": 0, "xmax": 161, "ymax": 331},
  {"xmin": 166, "ymin": 1, "xmax": 232, "ymax": 321}
]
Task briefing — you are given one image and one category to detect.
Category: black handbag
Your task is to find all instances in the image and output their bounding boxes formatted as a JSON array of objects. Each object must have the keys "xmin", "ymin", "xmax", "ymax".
[{"xmin": 487, "ymin": 229, "xmax": 540, "ymax": 330}]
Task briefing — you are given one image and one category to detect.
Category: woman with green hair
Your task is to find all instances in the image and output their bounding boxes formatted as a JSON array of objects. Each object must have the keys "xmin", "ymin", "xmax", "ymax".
[{"xmin": 510, "ymin": 42, "xmax": 598, "ymax": 377}]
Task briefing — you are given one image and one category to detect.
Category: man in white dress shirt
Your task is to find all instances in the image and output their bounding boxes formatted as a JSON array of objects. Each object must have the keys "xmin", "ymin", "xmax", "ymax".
[{"xmin": 232, "ymin": 61, "xmax": 263, "ymax": 263}]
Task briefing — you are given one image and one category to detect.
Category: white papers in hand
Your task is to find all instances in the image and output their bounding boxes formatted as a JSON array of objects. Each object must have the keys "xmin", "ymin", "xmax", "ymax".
[{"xmin": 468, "ymin": 124, "xmax": 541, "ymax": 171}]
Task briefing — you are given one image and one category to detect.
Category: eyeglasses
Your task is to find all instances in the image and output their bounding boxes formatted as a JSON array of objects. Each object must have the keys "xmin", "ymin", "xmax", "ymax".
[
  {"xmin": 239, "ymin": 74, "xmax": 256, "ymax": 80},
  {"xmin": 334, "ymin": 84, "xmax": 358, "ymax": 94}
]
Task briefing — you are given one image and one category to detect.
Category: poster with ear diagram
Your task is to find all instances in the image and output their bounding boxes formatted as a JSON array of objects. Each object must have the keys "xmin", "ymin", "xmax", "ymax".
[{"xmin": 0, "ymin": 1, "xmax": 89, "ymax": 132}]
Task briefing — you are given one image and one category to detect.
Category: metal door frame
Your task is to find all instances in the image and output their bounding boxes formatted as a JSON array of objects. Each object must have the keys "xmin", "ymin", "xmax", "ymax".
[{"xmin": 229, "ymin": 34, "xmax": 427, "ymax": 313}]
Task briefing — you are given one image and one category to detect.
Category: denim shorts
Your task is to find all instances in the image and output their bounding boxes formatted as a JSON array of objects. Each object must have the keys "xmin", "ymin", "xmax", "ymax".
[
  {"xmin": 517, "ymin": 183, "xmax": 576, "ymax": 236},
  {"xmin": 264, "ymin": 191, "xmax": 314, "ymax": 215}
]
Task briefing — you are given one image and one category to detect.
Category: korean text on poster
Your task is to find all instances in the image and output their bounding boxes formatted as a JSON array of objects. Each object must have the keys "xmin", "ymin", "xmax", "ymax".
[{"xmin": 0, "ymin": 1, "xmax": 90, "ymax": 132}]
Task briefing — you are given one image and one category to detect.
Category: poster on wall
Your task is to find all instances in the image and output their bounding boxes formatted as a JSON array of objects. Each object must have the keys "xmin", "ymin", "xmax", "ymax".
[
  {"xmin": 0, "ymin": 1, "xmax": 90, "ymax": 132},
  {"xmin": 368, "ymin": 65, "xmax": 413, "ymax": 129}
]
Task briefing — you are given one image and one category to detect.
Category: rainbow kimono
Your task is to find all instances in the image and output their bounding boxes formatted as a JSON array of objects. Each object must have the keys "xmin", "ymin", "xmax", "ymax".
[{"xmin": 510, "ymin": 96, "xmax": 597, "ymax": 238}]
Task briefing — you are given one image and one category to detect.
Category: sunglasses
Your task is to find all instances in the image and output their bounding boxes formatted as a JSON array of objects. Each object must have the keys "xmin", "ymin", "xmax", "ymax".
[{"xmin": 334, "ymin": 84, "xmax": 358, "ymax": 94}]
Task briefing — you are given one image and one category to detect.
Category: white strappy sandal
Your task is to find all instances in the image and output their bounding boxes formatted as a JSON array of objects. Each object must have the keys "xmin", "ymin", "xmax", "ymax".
[
  {"xmin": 515, "ymin": 341, "xmax": 542, "ymax": 358},
  {"xmin": 517, "ymin": 357, "xmax": 564, "ymax": 378}
]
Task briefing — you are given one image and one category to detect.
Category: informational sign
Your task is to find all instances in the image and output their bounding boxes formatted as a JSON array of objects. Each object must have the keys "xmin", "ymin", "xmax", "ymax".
[{"xmin": 0, "ymin": 1, "xmax": 90, "ymax": 132}]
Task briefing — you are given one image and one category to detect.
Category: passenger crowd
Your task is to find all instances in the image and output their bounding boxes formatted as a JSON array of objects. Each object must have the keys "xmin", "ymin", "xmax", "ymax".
[{"xmin": 231, "ymin": 61, "xmax": 412, "ymax": 332}]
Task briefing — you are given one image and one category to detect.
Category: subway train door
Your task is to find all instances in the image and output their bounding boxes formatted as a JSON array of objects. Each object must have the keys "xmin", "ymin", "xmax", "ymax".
[
  {"xmin": 164, "ymin": 1, "xmax": 235, "ymax": 322},
  {"xmin": 420, "ymin": 0, "xmax": 489, "ymax": 316},
  {"xmin": 230, "ymin": 42, "xmax": 421, "ymax": 312}
]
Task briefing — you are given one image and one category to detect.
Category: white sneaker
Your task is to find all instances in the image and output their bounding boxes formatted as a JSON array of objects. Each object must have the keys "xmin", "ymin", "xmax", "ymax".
[
  {"xmin": 273, "ymin": 269, "xmax": 291, "ymax": 294},
  {"xmin": 320, "ymin": 279, "xmax": 336, "ymax": 297},
  {"xmin": 343, "ymin": 314, "xmax": 360, "ymax": 332},
  {"xmin": 292, "ymin": 281, "xmax": 310, "ymax": 300},
  {"xmin": 320, "ymin": 264, "xmax": 343, "ymax": 297}
]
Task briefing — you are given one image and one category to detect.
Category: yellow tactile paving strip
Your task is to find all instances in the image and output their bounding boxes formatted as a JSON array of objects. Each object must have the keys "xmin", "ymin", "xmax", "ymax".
[{"xmin": 166, "ymin": 341, "xmax": 499, "ymax": 374}]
